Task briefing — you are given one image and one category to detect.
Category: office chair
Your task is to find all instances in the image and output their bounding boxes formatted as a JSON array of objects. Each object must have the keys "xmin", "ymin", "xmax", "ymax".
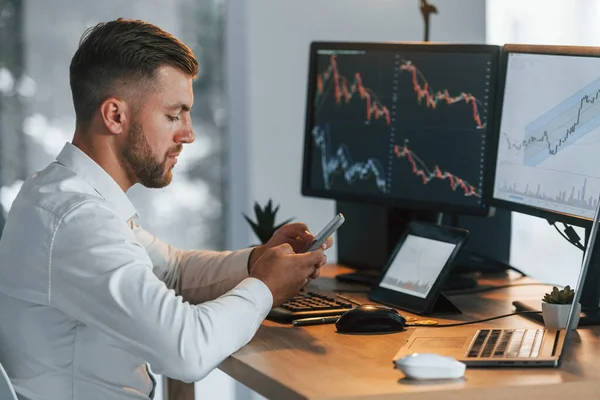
[{"xmin": 0, "ymin": 361, "xmax": 18, "ymax": 400}]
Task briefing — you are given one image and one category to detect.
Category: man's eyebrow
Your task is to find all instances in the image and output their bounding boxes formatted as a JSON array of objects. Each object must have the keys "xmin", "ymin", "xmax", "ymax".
[{"xmin": 166, "ymin": 103, "xmax": 191, "ymax": 112}]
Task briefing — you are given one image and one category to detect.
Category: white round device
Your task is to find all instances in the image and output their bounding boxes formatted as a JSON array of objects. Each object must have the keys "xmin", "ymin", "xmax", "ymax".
[{"xmin": 394, "ymin": 353, "xmax": 466, "ymax": 380}]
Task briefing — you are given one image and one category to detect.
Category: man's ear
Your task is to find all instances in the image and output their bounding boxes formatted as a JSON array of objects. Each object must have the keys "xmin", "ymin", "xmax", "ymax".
[{"xmin": 99, "ymin": 97, "xmax": 129, "ymax": 135}]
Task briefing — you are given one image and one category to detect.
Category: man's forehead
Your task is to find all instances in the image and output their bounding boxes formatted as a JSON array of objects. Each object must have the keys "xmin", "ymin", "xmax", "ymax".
[
  {"xmin": 151, "ymin": 66, "xmax": 194, "ymax": 109},
  {"xmin": 154, "ymin": 65, "xmax": 192, "ymax": 85}
]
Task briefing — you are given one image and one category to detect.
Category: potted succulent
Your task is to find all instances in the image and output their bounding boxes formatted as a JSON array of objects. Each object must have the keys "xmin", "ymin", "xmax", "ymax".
[
  {"xmin": 243, "ymin": 199, "xmax": 293, "ymax": 245},
  {"xmin": 541, "ymin": 286, "xmax": 581, "ymax": 330}
]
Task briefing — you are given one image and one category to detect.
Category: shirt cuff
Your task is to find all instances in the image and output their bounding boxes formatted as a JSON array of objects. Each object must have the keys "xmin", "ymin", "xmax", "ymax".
[
  {"xmin": 235, "ymin": 277, "xmax": 274, "ymax": 317},
  {"xmin": 228, "ymin": 247, "xmax": 254, "ymax": 281}
]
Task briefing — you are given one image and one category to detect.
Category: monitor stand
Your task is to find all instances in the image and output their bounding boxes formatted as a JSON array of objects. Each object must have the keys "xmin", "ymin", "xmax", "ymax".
[
  {"xmin": 514, "ymin": 224, "xmax": 600, "ymax": 326},
  {"xmin": 335, "ymin": 270, "xmax": 379, "ymax": 286}
]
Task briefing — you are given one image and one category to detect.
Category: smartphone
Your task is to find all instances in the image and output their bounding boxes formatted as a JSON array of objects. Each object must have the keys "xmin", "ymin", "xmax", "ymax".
[{"xmin": 306, "ymin": 213, "xmax": 345, "ymax": 252}]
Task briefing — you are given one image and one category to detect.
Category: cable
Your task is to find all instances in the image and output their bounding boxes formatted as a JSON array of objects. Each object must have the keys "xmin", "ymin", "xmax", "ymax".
[
  {"xmin": 562, "ymin": 222, "xmax": 583, "ymax": 243},
  {"xmin": 553, "ymin": 223, "xmax": 585, "ymax": 250},
  {"xmin": 444, "ymin": 282, "xmax": 563, "ymax": 296},
  {"xmin": 506, "ymin": 265, "xmax": 528, "ymax": 277},
  {"xmin": 461, "ymin": 250, "xmax": 528, "ymax": 277},
  {"xmin": 548, "ymin": 219, "xmax": 586, "ymax": 251},
  {"xmin": 405, "ymin": 310, "xmax": 542, "ymax": 328}
]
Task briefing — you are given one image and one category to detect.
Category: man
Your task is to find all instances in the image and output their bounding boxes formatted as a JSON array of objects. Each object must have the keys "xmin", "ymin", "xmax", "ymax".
[{"xmin": 0, "ymin": 18, "xmax": 330, "ymax": 400}]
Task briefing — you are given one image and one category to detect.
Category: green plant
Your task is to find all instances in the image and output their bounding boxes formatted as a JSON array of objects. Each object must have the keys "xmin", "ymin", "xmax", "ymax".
[
  {"xmin": 243, "ymin": 200, "xmax": 293, "ymax": 245},
  {"xmin": 542, "ymin": 286, "xmax": 575, "ymax": 304}
]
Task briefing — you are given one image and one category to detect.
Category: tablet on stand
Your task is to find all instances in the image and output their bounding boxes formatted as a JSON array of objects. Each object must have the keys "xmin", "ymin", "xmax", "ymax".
[{"xmin": 368, "ymin": 221, "xmax": 469, "ymax": 315}]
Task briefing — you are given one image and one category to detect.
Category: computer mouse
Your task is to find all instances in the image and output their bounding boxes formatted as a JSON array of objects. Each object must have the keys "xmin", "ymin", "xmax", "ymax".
[
  {"xmin": 394, "ymin": 353, "xmax": 466, "ymax": 380},
  {"xmin": 335, "ymin": 304, "xmax": 406, "ymax": 333}
]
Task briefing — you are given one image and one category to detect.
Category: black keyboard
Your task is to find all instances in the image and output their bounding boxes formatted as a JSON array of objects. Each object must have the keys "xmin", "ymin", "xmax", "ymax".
[{"xmin": 267, "ymin": 289, "xmax": 354, "ymax": 323}]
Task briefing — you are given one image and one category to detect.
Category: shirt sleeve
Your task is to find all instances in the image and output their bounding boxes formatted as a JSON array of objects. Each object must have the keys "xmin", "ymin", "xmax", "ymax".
[
  {"xmin": 131, "ymin": 221, "xmax": 253, "ymax": 304},
  {"xmin": 49, "ymin": 200, "xmax": 273, "ymax": 383}
]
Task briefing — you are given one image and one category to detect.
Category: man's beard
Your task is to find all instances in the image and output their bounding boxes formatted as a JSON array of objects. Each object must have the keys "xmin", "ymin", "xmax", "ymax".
[{"xmin": 119, "ymin": 120, "xmax": 178, "ymax": 188}]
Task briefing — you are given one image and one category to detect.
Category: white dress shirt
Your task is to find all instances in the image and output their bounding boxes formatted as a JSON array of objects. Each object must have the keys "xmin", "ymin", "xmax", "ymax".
[{"xmin": 0, "ymin": 143, "xmax": 273, "ymax": 400}]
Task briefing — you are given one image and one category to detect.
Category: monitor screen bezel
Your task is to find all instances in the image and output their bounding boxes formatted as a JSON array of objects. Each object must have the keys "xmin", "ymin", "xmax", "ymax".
[
  {"xmin": 301, "ymin": 41, "xmax": 501, "ymax": 217},
  {"xmin": 488, "ymin": 44, "xmax": 600, "ymax": 228}
]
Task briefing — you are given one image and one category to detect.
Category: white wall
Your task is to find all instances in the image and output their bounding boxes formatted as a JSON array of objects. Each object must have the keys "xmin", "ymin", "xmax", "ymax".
[{"xmin": 227, "ymin": 0, "xmax": 487, "ymax": 256}]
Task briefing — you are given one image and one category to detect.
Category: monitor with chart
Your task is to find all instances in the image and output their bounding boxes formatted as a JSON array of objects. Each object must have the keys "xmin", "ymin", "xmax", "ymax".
[
  {"xmin": 301, "ymin": 42, "xmax": 501, "ymax": 216},
  {"xmin": 491, "ymin": 45, "xmax": 600, "ymax": 225}
]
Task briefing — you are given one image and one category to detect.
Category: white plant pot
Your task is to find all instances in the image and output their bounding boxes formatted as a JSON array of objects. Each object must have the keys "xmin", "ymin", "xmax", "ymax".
[{"xmin": 541, "ymin": 302, "xmax": 581, "ymax": 330}]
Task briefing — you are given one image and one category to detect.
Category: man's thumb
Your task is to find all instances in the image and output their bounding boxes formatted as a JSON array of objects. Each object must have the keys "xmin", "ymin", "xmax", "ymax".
[{"xmin": 295, "ymin": 249, "xmax": 325, "ymax": 266}]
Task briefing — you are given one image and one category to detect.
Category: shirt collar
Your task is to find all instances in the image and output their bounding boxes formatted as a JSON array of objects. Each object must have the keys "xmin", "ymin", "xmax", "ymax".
[{"xmin": 55, "ymin": 142, "xmax": 139, "ymax": 222}]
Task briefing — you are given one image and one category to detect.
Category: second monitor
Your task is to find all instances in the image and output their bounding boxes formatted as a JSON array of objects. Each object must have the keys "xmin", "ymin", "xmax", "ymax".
[
  {"xmin": 302, "ymin": 42, "xmax": 501, "ymax": 216},
  {"xmin": 492, "ymin": 45, "xmax": 600, "ymax": 226}
]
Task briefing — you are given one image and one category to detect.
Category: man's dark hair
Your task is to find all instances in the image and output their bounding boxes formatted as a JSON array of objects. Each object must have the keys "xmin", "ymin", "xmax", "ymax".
[{"xmin": 69, "ymin": 18, "xmax": 198, "ymax": 128}]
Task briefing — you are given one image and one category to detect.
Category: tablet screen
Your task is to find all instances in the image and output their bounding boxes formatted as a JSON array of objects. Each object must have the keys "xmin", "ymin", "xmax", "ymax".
[{"xmin": 379, "ymin": 234, "xmax": 457, "ymax": 298}]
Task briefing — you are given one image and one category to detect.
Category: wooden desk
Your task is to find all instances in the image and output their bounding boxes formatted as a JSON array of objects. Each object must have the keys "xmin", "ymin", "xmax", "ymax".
[{"xmin": 219, "ymin": 265, "xmax": 600, "ymax": 400}]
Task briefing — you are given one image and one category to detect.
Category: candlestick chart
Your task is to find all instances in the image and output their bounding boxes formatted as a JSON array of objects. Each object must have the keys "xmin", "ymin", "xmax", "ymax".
[
  {"xmin": 398, "ymin": 59, "xmax": 486, "ymax": 129},
  {"xmin": 393, "ymin": 144, "xmax": 481, "ymax": 198},
  {"xmin": 386, "ymin": 129, "xmax": 485, "ymax": 206},
  {"xmin": 307, "ymin": 49, "xmax": 493, "ymax": 210},
  {"xmin": 315, "ymin": 55, "xmax": 391, "ymax": 125}
]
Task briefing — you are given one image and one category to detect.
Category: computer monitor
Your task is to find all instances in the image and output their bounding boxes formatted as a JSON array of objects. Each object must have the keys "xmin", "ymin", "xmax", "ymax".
[
  {"xmin": 491, "ymin": 45, "xmax": 600, "ymax": 227},
  {"xmin": 491, "ymin": 44, "xmax": 600, "ymax": 323},
  {"xmin": 301, "ymin": 42, "xmax": 508, "ymax": 285},
  {"xmin": 302, "ymin": 42, "xmax": 501, "ymax": 217}
]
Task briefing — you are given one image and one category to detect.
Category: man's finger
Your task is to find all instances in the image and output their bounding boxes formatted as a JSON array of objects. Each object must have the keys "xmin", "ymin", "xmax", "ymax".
[
  {"xmin": 320, "ymin": 237, "xmax": 333, "ymax": 250},
  {"xmin": 296, "ymin": 228, "xmax": 315, "ymax": 244},
  {"xmin": 293, "ymin": 249, "xmax": 326, "ymax": 267},
  {"xmin": 290, "ymin": 237, "xmax": 308, "ymax": 253},
  {"xmin": 319, "ymin": 254, "xmax": 327, "ymax": 267},
  {"xmin": 273, "ymin": 243, "xmax": 294, "ymax": 254},
  {"xmin": 280, "ymin": 222, "xmax": 310, "ymax": 237}
]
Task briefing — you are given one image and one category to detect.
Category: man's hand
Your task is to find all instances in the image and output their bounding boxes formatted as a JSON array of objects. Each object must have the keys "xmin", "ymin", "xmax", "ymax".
[
  {"xmin": 248, "ymin": 222, "xmax": 333, "ymax": 279},
  {"xmin": 250, "ymin": 244, "xmax": 326, "ymax": 307},
  {"xmin": 267, "ymin": 222, "xmax": 333, "ymax": 253}
]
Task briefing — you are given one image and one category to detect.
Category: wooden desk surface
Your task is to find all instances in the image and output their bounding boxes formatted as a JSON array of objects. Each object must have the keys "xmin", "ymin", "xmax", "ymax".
[{"xmin": 219, "ymin": 265, "xmax": 600, "ymax": 400}]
